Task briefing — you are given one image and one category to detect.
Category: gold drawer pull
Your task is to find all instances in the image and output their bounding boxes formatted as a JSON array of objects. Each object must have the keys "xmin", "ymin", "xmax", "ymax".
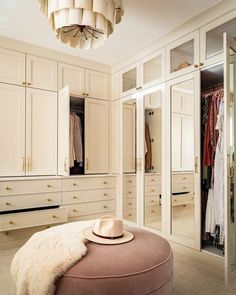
[
  {"xmin": 128, "ymin": 191, "xmax": 132, "ymax": 194},
  {"xmin": 73, "ymin": 183, "xmax": 77, "ymax": 186},
  {"xmin": 151, "ymin": 179, "xmax": 155, "ymax": 182},
  {"xmin": 27, "ymin": 82, "xmax": 32, "ymax": 86},
  {"xmin": 173, "ymin": 199, "xmax": 177, "ymax": 202},
  {"xmin": 103, "ymin": 181, "xmax": 108, "ymax": 184},
  {"xmin": 73, "ymin": 196, "xmax": 77, "ymax": 199},
  {"xmin": 103, "ymin": 193, "xmax": 108, "ymax": 196},
  {"xmin": 182, "ymin": 177, "xmax": 187, "ymax": 180},
  {"xmin": 128, "ymin": 180, "xmax": 132, "ymax": 183},
  {"xmin": 47, "ymin": 198, "xmax": 52, "ymax": 202},
  {"xmin": 151, "ymin": 190, "xmax": 155, "ymax": 192},
  {"xmin": 9, "ymin": 221, "xmax": 14, "ymax": 225},
  {"xmin": 128, "ymin": 202, "xmax": 132, "ymax": 205},
  {"xmin": 151, "ymin": 200, "xmax": 155, "ymax": 203},
  {"xmin": 103, "ymin": 205, "xmax": 108, "ymax": 208},
  {"xmin": 128, "ymin": 213, "xmax": 132, "ymax": 217},
  {"xmin": 183, "ymin": 186, "xmax": 187, "ymax": 189},
  {"xmin": 5, "ymin": 187, "xmax": 11, "ymax": 191},
  {"xmin": 151, "ymin": 210, "xmax": 155, "ymax": 213},
  {"xmin": 73, "ymin": 209, "xmax": 78, "ymax": 212},
  {"xmin": 47, "ymin": 184, "xmax": 52, "ymax": 188},
  {"xmin": 52, "ymin": 215, "xmax": 57, "ymax": 219},
  {"xmin": 5, "ymin": 202, "xmax": 11, "ymax": 206}
]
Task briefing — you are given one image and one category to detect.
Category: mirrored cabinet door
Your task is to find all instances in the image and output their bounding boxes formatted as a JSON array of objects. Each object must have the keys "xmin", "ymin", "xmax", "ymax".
[
  {"xmin": 121, "ymin": 64, "xmax": 138, "ymax": 97},
  {"xmin": 143, "ymin": 89, "xmax": 163, "ymax": 231},
  {"xmin": 170, "ymin": 75, "xmax": 200, "ymax": 248},
  {"xmin": 122, "ymin": 98, "xmax": 137, "ymax": 223}
]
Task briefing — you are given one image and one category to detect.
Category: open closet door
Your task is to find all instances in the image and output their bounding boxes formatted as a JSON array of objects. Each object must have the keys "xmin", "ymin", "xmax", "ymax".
[
  {"xmin": 224, "ymin": 32, "xmax": 236, "ymax": 283},
  {"xmin": 58, "ymin": 86, "xmax": 70, "ymax": 176}
]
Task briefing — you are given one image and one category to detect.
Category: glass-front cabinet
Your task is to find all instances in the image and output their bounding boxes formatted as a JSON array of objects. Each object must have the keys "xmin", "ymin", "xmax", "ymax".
[
  {"xmin": 200, "ymin": 10, "xmax": 236, "ymax": 67},
  {"xmin": 166, "ymin": 31, "xmax": 200, "ymax": 79}
]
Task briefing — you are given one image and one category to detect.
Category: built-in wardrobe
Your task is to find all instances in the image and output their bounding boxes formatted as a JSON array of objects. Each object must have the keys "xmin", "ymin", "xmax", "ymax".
[{"xmin": 112, "ymin": 7, "xmax": 236, "ymax": 282}]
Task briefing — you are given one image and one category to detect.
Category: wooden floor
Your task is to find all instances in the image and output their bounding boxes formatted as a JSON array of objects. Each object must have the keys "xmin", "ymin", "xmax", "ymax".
[{"xmin": 0, "ymin": 243, "xmax": 236, "ymax": 295}]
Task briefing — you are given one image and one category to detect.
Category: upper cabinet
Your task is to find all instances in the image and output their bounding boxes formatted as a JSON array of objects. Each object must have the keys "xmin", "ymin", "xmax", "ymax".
[
  {"xmin": 200, "ymin": 10, "xmax": 236, "ymax": 67},
  {"xmin": 166, "ymin": 31, "xmax": 200, "ymax": 79},
  {"xmin": 26, "ymin": 55, "xmax": 57, "ymax": 91},
  {"xmin": 58, "ymin": 63, "xmax": 109, "ymax": 100},
  {"xmin": 0, "ymin": 48, "xmax": 25, "ymax": 86},
  {"xmin": 119, "ymin": 49, "xmax": 165, "ymax": 98}
]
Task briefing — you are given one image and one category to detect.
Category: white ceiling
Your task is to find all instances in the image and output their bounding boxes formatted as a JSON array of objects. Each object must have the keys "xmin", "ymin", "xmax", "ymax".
[{"xmin": 0, "ymin": 0, "xmax": 223, "ymax": 65}]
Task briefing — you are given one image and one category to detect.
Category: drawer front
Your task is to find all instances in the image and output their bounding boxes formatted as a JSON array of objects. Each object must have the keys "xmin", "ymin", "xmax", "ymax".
[
  {"xmin": 145, "ymin": 196, "xmax": 160, "ymax": 207},
  {"xmin": 172, "ymin": 182, "xmax": 193, "ymax": 193},
  {"xmin": 0, "ymin": 179, "xmax": 61, "ymax": 196},
  {"xmin": 62, "ymin": 177, "xmax": 115, "ymax": 191},
  {"xmin": 0, "ymin": 192, "xmax": 61, "ymax": 211},
  {"xmin": 0, "ymin": 208, "xmax": 67, "ymax": 231},
  {"xmin": 65, "ymin": 200, "xmax": 114, "ymax": 218},
  {"xmin": 123, "ymin": 197, "xmax": 136, "ymax": 210},
  {"xmin": 145, "ymin": 205, "xmax": 161, "ymax": 218},
  {"xmin": 145, "ymin": 175, "xmax": 161, "ymax": 186},
  {"xmin": 123, "ymin": 209, "xmax": 136, "ymax": 222},
  {"xmin": 172, "ymin": 173, "xmax": 194, "ymax": 183},
  {"xmin": 172, "ymin": 193, "xmax": 194, "ymax": 206},
  {"xmin": 123, "ymin": 187, "xmax": 136, "ymax": 198},
  {"xmin": 62, "ymin": 189, "xmax": 114, "ymax": 205},
  {"xmin": 145, "ymin": 185, "xmax": 161, "ymax": 196},
  {"xmin": 123, "ymin": 176, "xmax": 136, "ymax": 187}
]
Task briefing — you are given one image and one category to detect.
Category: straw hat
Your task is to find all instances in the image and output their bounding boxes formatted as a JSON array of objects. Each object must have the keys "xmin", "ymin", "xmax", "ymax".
[{"xmin": 83, "ymin": 216, "xmax": 134, "ymax": 245}]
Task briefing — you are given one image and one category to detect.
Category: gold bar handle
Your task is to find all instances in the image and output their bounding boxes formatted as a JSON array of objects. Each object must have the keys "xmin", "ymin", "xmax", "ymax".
[
  {"xmin": 85, "ymin": 158, "xmax": 89, "ymax": 171},
  {"xmin": 194, "ymin": 157, "xmax": 199, "ymax": 173},
  {"xmin": 26, "ymin": 157, "xmax": 31, "ymax": 172},
  {"xmin": 21, "ymin": 157, "xmax": 26, "ymax": 172}
]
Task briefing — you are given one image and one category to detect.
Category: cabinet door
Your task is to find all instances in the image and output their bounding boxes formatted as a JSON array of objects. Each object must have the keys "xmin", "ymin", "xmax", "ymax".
[
  {"xmin": 172, "ymin": 113, "xmax": 182, "ymax": 171},
  {"xmin": 85, "ymin": 70, "xmax": 109, "ymax": 100},
  {"xmin": 58, "ymin": 63, "xmax": 85, "ymax": 96},
  {"xmin": 58, "ymin": 86, "xmax": 70, "ymax": 176},
  {"xmin": 0, "ymin": 83, "xmax": 25, "ymax": 176},
  {"xmin": 120, "ymin": 63, "xmax": 139, "ymax": 97},
  {"xmin": 25, "ymin": 88, "xmax": 57, "ymax": 175},
  {"xmin": 85, "ymin": 98, "xmax": 109, "ymax": 174},
  {"xmin": 0, "ymin": 48, "xmax": 25, "ymax": 86},
  {"xmin": 26, "ymin": 55, "xmax": 57, "ymax": 91}
]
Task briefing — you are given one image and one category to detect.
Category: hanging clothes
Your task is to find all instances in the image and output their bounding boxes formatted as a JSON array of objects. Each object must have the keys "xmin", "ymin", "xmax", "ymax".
[
  {"xmin": 205, "ymin": 188, "xmax": 216, "ymax": 234},
  {"xmin": 69, "ymin": 114, "xmax": 76, "ymax": 167},
  {"xmin": 145, "ymin": 122, "xmax": 152, "ymax": 171},
  {"xmin": 72, "ymin": 113, "xmax": 83, "ymax": 165}
]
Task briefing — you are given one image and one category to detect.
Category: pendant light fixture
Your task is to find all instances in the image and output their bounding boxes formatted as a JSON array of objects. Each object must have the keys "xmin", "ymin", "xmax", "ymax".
[{"xmin": 38, "ymin": 0, "xmax": 123, "ymax": 49}]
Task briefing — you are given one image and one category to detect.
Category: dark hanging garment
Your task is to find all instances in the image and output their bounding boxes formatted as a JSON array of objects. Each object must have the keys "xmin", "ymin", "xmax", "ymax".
[{"xmin": 145, "ymin": 122, "xmax": 152, "ymax": 171}]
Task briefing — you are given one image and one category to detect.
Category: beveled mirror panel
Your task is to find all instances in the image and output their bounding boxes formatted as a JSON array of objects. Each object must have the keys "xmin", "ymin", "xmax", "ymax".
[
  {"xmin": 122, "ymin": 68, "xmax": 137, "ymax": 93},
  {"xmin": 144, "ymin": 90, "xmax": 162, "ymax": 230},
  {"xmin": 143, "ymin": 55, "xmax": 162, "ymax": 85},
  {"xmin": 171, "ymin": 40, "xmax": 194, "ymax": 73},
  {"xmin": 171, "ymin": 80, "xmax": 195, "ymax": 239}
]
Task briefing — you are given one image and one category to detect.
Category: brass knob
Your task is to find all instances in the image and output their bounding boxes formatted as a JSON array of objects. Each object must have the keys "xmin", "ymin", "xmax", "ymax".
[
  {"xmin": 151, "ymin": 200, "xmax": 155, "ymax": 203},
  {"xmin": 128, "ymin": 214, "xmax": 132, "ymax": 217},
  {"xmin": 73, "ymin": 209, "xmax": 77, "ymax": 212},
  {"xmin": 151, "ymin": 210, "xmax": 155, "ymax": 213},
  {"xmin": 86, "ymin": 93, "xmax": 89, "ymax": 96},
  {"xmin": 73, "ymin": 183, "xmax": 77, "ymax": 186},
  {"xmin": 200, "ymin": 62, "xmax": 204, "ymax": 66},
  {"xmin": 5, "ymin": 187, "xmax": 11, "ymax": 191},
  {"xmin": 128, "ymin": 202, "xmax": 132, "ymax": 205},
  {"xmin": 183, "ymin": 187, "xmax": 187, "ymax": 189},
  {"xmin": 47, "ymin": 198, "xmax": 52, "ymax": 202},
  {"xmin": 22, "ymin": 81, "xmax": 26, "ymax": 85},
  {"xmin": 52, "ymin": 215, "xmax": 57, "ymax": 219},
  {"xmin": 128, "ymin": 191, "xmax": 132, "ymax": 194},
  {"xmin": 194, "ymin": 64, "xmax": 199, "ymax": 68},
  {"xmin": 47, "ymin": 184, "xmax": 52, "ymax": 188},
  {"xmin": 103, "ymin": 193, "xmax": 108, "ymax": 196},
  {"xmin": 151, "ymin": 179, "xmax": 155, "ymax": 182},
  {"xmin": 82, "ymin": 92, "xmax": 86, "ymax": 95},
  {"xmin": 139, "ymin": 86, "xmax": 143, "ymax": 90},
  {"xmin": 103, "ymin": 181, "xmax": 107, "ymax": 184},
  {"xmin": 73, "ymin": 196, "xmax": 77, "ymax": 199},
  {"xmin": 9, "ymin": 221, "xmax": 14, "ymax": 224},
  {"xmin": 5, "ymin": 202, "xmax": 11, "ymax": 206},
  {"xmin": 136, "ymin": 87, "xmax": 139, "ymax": 90},
  {"xmin": 183, "ymin": 177, "xmax": 187, "ymax": 180},
  {"xmin": 128, "ymin": 180, "xmax": 132, "ymax": 183},
  {"xmin": 27, "ymin": 82, "xmax": 31, "ymax": 86},
  {"xmin": 103, "ymin": 205, "xmax": 108, "ymax": 208}
]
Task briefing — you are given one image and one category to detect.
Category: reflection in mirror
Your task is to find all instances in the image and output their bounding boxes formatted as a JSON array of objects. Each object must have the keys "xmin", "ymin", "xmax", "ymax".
[
  {"xmin": 171, "ymin": 40, "xmax": 194, "ymax": 73},
  {"xmin": 143, "ymin": 55, "xmax": 162, "ymax": 84},
  {"xmin": 122, "ymin": 68, "xmax": 137, "ymax": 92},
  {"xmin": 122, "ymin": 99, "xmax": 137, "ymax": 223},
  {"xmin": 144, "ymin": 90, "xmax": 162, "ymax": 230},
  {"xmin": 171, "ymin": 80, "xmax": 195, "ymax": 239}
]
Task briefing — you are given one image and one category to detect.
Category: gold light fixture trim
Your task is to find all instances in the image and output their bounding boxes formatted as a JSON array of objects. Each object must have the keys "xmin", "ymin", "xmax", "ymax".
[{"xmin": 38, "ymin": 0, "xmax": 123, "ymax": 49}]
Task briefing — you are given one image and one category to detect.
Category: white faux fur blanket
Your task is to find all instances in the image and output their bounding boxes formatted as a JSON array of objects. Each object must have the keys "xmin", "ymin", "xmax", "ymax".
[{"xmin": 11, "ymin": 220, "xmax": 94, "ymax": 295}]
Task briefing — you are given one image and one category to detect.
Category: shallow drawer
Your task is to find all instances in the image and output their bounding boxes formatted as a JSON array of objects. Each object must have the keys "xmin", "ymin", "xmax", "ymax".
[
  {"xmin": 123, "ymin": 208, "xmax": 136, "ymax": 222},
  {"xmin": 0, "ymin": 179, "xmax": 61, "ymax": 196},
  {"xmin": 62, "ymin": 177, "xmax": 115, "ymax": 191},
  {"xmin": 172, "ymin": 193, "xmax": 194, "ymax": 206},
  {"xmin": 123, "ymin": 175, "xmax": 136, "ymax": 187},
  {"xmin": 145, "ymin": 185, "xmax": 161, "ymax": 196},
  {"xmin": 145, "ymin": 205, "xmax": 161, "ymax": 218},
  {"xmin": 65, "ymin": 200, "xmax": 114, "ymax": 218},
  {"xmin": 123, "ymin": 187, "xmax": 136, "ymax": 198},
  {"xmin": 172, "ymin": 182, "xmax": 193, "ymax": 194},
  {"xmin": 0, "ymin": 192, "xmax": 61, "ymax": 211},
  {"xmin": 0, "ymin": 207, "xmax": 67, "ymax": 231},
  {"xmin": 172, "ymin": 173, "xmax": 194, "ymax": 183},
  {"xmin": 145, "ymin": 175, "xmax": 161, "ymax": 185},
  {"xmin": 123, "ymin": 197, "xmax": 136, "ymax": 210},
  {"xmin": 62, "ymin": 189, "xmax": 114, "ymax": 205},
  {"xmin": 145, "ymin": 196, "xmax": 160, "ymax": 207}
]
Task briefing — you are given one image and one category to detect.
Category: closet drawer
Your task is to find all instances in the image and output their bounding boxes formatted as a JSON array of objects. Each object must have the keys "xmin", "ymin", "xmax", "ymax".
[
  {"xmin": 145, "ymin": 185, "xmax": 161, "ymax": 196},
  {"xmin": 123, "ymin": 176, "xmax": 136, "ymax": 187},
  {"xmin": 65, "ymin": 200, "xmax": 114, "ymax": 218},
  {"xmin": 145, "ymin": 175, "xmax": 161, "ymax": 186},
  {"xmin": 62, "ymin": 189, "xmax": 114, "ymax": 205},
  {"xmin": 123, "ymin": 198, "xmax": 136, "ymax": 210},
  {"xmin": 145, "ymin": 196, "xmax": 160, "ymax": 207},
  {"xmin": 0, "ymin": 179, "xmax": 61, "ymax": 196},
  {"xmin": 145, "ymin": 205, "xmax": 161, "ymax": 218},
  {"xmin": 0, "ymin": 207, "xmax": 67, "ymax": 231},
  {"xmin": 0, "ymin": 192, "xmax": 61, "ymax": 211},
  {"xmin": 123, "ymin": 187, "xmax": 136, "ymax": 198},
  {"xmin": 172, "ymin": 193, "xmax": 194, "ymax": 206},
  {"xmin": 172, "ymin": 182, "xmax": 193, "ymax": 193},
  {"xmin": 62, "ymin": 177, "xmax": 115, "ymax": 191},
  {"xmin": 172, "ymin": 173, "xmax": 194, "ymax": 183},
  {"xmin": 123, "ymin": 209, "xmax": 136, "ymax": 222}
]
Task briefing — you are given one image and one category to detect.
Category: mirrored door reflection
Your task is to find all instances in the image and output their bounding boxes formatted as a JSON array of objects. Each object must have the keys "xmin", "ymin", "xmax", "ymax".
[
  {"xmin": 144, "ymin": 90, "xmax": 162, "ymax": 231},
  {"xmin": 122, "ymin": 99, "xmax": 137, "ymax": 223},
  {"xmin": 171, "ymin": 80, "xmax": 195, "ymax": 239}
]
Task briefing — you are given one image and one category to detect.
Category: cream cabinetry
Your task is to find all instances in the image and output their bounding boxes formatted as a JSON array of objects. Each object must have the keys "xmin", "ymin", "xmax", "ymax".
[
  {"xmin": 0, "ymin": 48, "xmax": 25, "ymax": 86},
  {"xmin": 58, "ymin": 63, "xmax": 109, "ymax": 100},
  {"xmin": 26, "ymin": 55, "xmax": 57, "ymax": 91},
  {"xmin": 61, "ymin": 176, "xmax": 115, "ymax": 220},
  {"xmin": 0, "ymin": 85, "xmax": 57, "ymax": 177},
  {"xmin": 172, "ymin": 173, "xmax": 194, "ymax": 206},
  {"xmin": 123, "ymin": 175, "xmax": 136, "ymax": 222}
]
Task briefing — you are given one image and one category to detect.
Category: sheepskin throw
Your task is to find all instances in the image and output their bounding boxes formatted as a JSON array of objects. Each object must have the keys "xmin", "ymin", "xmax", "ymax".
[{"xmin": 11, "ymin": 220, "xmax": 94, "ymax": 295}]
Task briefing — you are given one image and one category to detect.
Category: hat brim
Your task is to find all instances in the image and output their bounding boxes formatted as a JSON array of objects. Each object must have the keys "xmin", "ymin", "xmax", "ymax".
[{"xmin": 83, "ymin": 227, "xmax": 134, "ymax": 245}]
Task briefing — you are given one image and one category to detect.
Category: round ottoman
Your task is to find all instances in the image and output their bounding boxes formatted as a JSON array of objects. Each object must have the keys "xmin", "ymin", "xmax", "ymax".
[{"xmin": 55, "ymin": 227, "xmax": 173, "ymax": 295}]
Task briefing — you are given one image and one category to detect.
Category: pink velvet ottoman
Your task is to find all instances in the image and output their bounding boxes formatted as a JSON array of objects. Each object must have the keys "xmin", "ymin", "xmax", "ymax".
[{"xmin": 55, "ymin": 227, "xmax": 173, "ymax": 295}]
